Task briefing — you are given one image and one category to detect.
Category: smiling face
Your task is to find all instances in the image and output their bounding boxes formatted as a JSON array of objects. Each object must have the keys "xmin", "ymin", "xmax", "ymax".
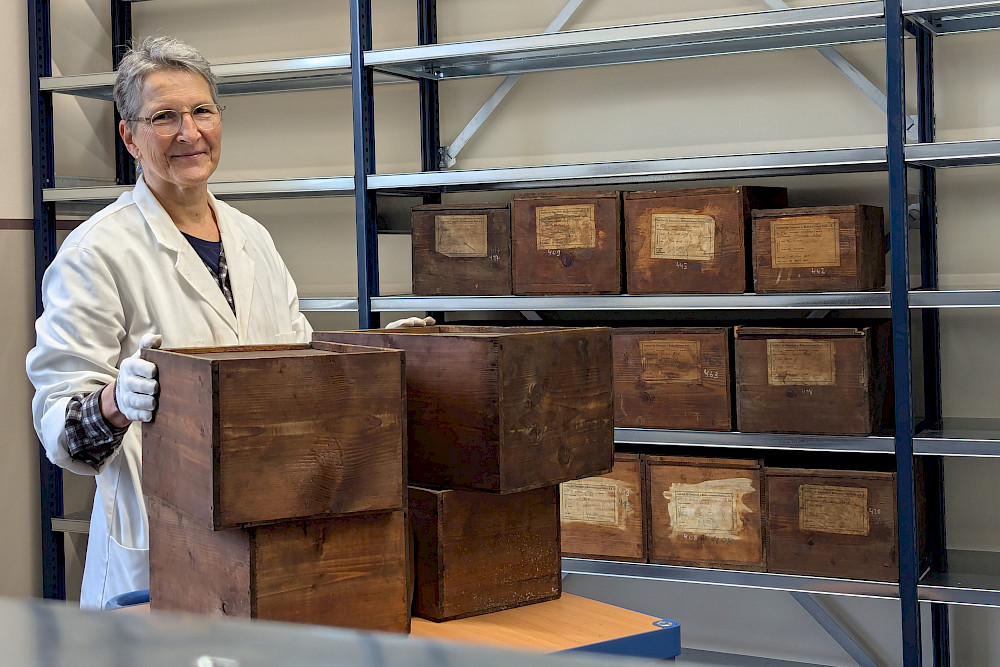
[{"xmin": 119, "ymin": 69, "xmax": 222, "ymax": 200}]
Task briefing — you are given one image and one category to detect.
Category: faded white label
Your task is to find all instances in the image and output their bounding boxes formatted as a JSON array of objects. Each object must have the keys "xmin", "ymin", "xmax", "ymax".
[
  {"xmin": 639, "ymin": 339, "xmax": 701, "ymax": 383},
  {"xmin": 651, "ymin": 214, "xmax": 716, "ymax": 260},
  {"xmin": 799, "ymin": 484, "xmax": 870, "ymax": 536},
  {"xmin": 771, "ymin": 216, "xmax": 841, "ymax": 268},
  {"xmin": 767, "ymin": 339, "xmax": 836, "ymax": 386},
  {"xmin": 536, "ymin": 204, "xmax": 597, "ymax": 250},
  {"xmin": 663, "ymin": 477, "xmax": 757, "ymax": 539},
  {"xmin": 435, "ymin": 214, "xmax": 489, "ymax": 257},
  {"xmin": 561, "ymin": 480, "xmax": 619, "ymax": 525}
]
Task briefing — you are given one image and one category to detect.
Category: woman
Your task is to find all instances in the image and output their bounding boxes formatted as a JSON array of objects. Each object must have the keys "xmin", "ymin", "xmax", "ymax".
[{"xmin": 26, "ymin": 36, "xmax": 428, "ymax": 609}]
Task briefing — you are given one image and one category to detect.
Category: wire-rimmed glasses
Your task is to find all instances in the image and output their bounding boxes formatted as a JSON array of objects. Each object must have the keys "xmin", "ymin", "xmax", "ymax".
[{"xmin": 128, "ymin": 104, "xmax": 226, "ymax": 137}]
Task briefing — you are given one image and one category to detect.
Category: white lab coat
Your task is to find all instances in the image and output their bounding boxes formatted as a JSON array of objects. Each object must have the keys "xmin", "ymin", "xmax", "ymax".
[{"xmin": 26, "ymin": 175, "xmax": 312, "ymax": 609}]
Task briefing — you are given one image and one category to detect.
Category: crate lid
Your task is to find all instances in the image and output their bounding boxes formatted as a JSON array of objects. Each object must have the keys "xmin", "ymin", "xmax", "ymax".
[
  {"xmin": 646, "ymin": 455, "xmax": 761, "ymax": 469},
  {"xmin": 612, "ymin": 327, "xmax": 732, "ymax": 336},
  {"xmin": 412, "ymin": 202, "xmax": 509, "ymax": 212},
  {"xmin": 513, "ymin": 190, "xmax": 620, "ymax": 201},
  {"xmin": 751, "ymin": 204, "xmax": 873, "ymax": 219},
  {"xmin": 735, "ymin": 326, "xmax": 868, "ymax": 338}
]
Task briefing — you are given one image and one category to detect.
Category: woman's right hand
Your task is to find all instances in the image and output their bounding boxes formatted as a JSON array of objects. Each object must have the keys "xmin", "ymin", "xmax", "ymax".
[{"xmin": 107, "ymin": 333, "xmax": 162, "ymax": 424}]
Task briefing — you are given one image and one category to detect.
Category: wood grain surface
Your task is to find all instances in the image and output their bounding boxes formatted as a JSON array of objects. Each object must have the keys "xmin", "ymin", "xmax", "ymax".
[
  {"xmin": 409, "ymin": 485, "xmax": 561, "ymax": 621},
  {"xmin": 624, "ymin": 187, "xmax": 787, "ymax": 294}
]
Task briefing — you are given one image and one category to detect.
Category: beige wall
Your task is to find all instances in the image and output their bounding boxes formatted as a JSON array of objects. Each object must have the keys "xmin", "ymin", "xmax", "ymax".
[
  {"xmin": 0, "ymin": 0, "xmax": 41, "ymax": 599},
  {"xmin": 9, "ymin": 0, "xmax": 1000, "ymax": 662}
]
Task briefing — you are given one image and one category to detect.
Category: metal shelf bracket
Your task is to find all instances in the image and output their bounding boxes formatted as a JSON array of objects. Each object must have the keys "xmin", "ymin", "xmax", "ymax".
[{"xmin": 440, "ymin": 0, "xmax": 586, "ymax": 168}]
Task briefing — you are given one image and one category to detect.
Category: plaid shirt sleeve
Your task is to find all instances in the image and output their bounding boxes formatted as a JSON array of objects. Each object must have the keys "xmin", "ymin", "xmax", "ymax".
[{"xmin": 65, "ymin": 387, "xmax": 129, "ymax": 469}]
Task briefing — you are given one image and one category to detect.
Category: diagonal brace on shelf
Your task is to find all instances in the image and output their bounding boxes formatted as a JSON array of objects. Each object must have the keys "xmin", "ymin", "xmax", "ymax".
[
  {"xmin": 761, "ymin": 0, "xmax": 917, "ymax": 141},
  {"xmin": 790, "ymin": 592, "xmax": 880, "ymax": 667},
  {"xmin": 441, "ymin": 1, "xmax": 916, "ymax": 169},
  {"xmin": 439, "ymin": 0, "xmax": 586, "ymax": 168}
]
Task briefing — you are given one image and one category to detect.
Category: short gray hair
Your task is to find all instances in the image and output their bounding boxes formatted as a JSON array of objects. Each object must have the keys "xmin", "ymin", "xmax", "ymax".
[{"xmin": 113, "ymin": 36, "xmax": 219, "ymax": 128}]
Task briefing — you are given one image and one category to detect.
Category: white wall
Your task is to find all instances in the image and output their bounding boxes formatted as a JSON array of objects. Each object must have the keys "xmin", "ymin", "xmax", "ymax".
[
  {"xmin": 0, "ymin": 0, "xmax": 42, "ymax": 601},
  {"xmin": 9, "ymin": 0, "xmax": 1000, "ymax": 663}
]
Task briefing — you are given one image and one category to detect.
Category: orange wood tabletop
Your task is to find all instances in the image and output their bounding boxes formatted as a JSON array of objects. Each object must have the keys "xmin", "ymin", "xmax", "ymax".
[{"xmin": 409, "ymin": 593, "xmax": 661, "ymax": 652}]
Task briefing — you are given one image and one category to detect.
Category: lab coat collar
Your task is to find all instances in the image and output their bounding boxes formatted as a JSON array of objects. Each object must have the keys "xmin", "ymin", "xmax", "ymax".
[
  {"xmin": 132, "ymin": 176, "xmax": 241, "ymax": 334},
  {"xmin": 210, "ymin": 192, "xmax": 256, "ymax": 340}
]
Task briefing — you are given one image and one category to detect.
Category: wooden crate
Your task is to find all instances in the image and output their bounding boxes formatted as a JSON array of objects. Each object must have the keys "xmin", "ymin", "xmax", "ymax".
[
  {"xmin": 409, "ymin": 485, "xmax": 561, "ymax": 621},
  {"xmin": 646, "ymin": 455, "xmax": 765, "ymax": 570},
  {"xmin": 512, "ymin": 190, "xmax": 622, "ymax": 295},
  {"xmin": 142, "ymin": 342, "xmax": 406, "ymax": 529},
  {"xmin": 734, "ymin": 323, "xmax": 893, "ymax": 435},
  {"xmin": 148, "ymin": 496, "xmax": 410, "ymax": 632},
  {"xmin": 766, "ymin": 466, "xmax": 925, "ymax": 581},
  {"xmin": 752, "ymin": 205, "xmax": 885, "ymax": 293},
  {"xmin": 624, "ymin": 186, "xmax": 787, "ymax": 294},
  {"xmin": 560, "ymin": 453, "xmax": 646, "ymax": 562},
  {"xmin": 411, "ymin": 202, "xmax": 512, "ymax": 295},
  {"xmin": 613, "ymin": 327, "xmax": 732, "ymax": 431},
  {"xmin": 313, "ymin": 326, "xmax": 614, "ymax": 492}
]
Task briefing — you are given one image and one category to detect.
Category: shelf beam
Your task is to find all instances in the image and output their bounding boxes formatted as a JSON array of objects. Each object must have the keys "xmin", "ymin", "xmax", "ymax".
[
  {"xmin": 906, "ymin": 139, "xmax": 1000, "ymax": 167},
  {"xmin": 38, "ymin": 55, "xmax": 407, "ymax": 101},
  {"xmin": 562, "ymin": 558, "xmax": 899, "ymax": 599},
  {"xmin": 372, "ymin": 292, "xmax": 891, "ymax": 312},
  {"xmin": 369, "ymin": 146, "xmax": 888, "ymax": 191},
  {"xmin": 366, "ymin": 2, "xmax": 886, "ymax": 80},
  {"xmin": 42, "ymin": 177, "xmax": 354, "ymax": 204},
  {"xmin": 903, "ymin": 1, "xmax": 1000, "ymax": 34},
  {"xmin": 614, "ymin": 428, "xmax": 893, "ymax": 454}
]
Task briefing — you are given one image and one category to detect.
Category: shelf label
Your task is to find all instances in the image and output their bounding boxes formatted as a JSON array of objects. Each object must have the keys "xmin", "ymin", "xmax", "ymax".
[
  {"xmin": 639, "ymin": 339, "xmax": 701, "ymax": 383},
  {"xmin": 766, "ymin": 339, "xmax": 836, "ymax": 386},
  {"xmin": 651, "ymin": 214, "xmax": 716, "ymax": 261},
  {"xmin": 663, "ymin": 477, "xmax": 756, "ymax": 539},
  {"xmin": 536, "ymin": 204, "xmax": 596, "ymax": 249},
  {"xmin": 798, "ymin": 484, "xmax": 869, "ymax": 536},
  {"xmin": 435, "ymin": 214, "xmax": 489, "ymax": 257},
  {"xmin": 770, "ymin": 216, "xmax": 841, "ymax": 268},
  {"xmin": 561, "ymin": 480, "xmax": 620, "ymax": 526}
]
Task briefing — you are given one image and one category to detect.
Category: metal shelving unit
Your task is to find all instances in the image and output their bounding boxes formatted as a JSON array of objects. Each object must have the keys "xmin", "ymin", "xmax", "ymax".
[
  {"xmin": 30, "ymin": 0, "xmax": 1000, "ymax": 663},
  {"xmin": 353, "ymin": 2, "xmax": 950, "ymax": 665},
  {"xmin": 899, "ymin": 1, "xmax": 1000, "ymax": 652}
]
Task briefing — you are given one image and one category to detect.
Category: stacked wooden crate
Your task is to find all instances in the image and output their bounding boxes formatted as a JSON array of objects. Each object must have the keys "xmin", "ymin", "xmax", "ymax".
[
  {"xmin": 313, "ymin": 325, "xmax": 615, "ymax": 620},
  {"xmin": 142, "ymin": 342, "xmax": 410, "ymax": 631}
]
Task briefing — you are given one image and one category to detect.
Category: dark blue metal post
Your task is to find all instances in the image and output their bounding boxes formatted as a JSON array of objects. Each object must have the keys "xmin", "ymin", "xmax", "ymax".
[
  {"xmin": 418, "ymin": 0, "xmax": 441, "ymax": 182},
  {"xmin": 915, "ymin": 22, "xmax": 950, "ymax": 667},
  {"xmin": 111, "ymin": 0, "xmax": 135, "ymax": 185},
  {"xmin": 28, "ymin": 0, "xmax": 64, "ymax": 601},
  {"xmin": 886, "ymin": 0, "xmax": 922, "ymax": 664},
  {"xmin": 351, "ymin": 0, "xmax": 378, "ymax": 329}
]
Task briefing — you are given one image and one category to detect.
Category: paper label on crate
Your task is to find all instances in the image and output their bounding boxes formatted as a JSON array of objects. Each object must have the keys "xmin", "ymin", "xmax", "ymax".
[
  {"xmin": 639, "ymin": 339, "xmax": 702, "ymax": 383},
  {"xmin": 770, "ymin": 216, "xmax": 841, "ymax": 268},
  {"xmin": 664, "ymin": 478, "xmax": 756, "ymax": 539},
  {"xmin": 798, "ymin": 484, "xmax": 870, "ymax": 536},
  {"xmin": 535, "ymin": 204, "xmax": 597, "ymax": 249},
  {"xmin": 561, "ymin": 480, "xmax": 619, "ymax": 526},
  {"xmin": 766, "ymin": 339, "xmax": 836, "ymax": 386},
  {"xmin": 650, "ymin": 214, "xmax": 716, "ymax": 260},
  {"xmin": 435, "ymin": 215, "xmax": 489, "ymax": 257}
]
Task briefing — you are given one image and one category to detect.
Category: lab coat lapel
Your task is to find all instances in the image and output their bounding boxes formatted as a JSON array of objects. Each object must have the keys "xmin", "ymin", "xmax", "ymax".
[
  {"xmin": 212, "ymin": 195, "xmax": 255, "ymax": 340},
  {"xmin": 132, "ymin": 177, "xmax": 238, "ymax": 332}
]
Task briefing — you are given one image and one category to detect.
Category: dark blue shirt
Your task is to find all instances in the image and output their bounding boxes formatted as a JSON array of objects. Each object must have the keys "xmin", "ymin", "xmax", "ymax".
[{"xmin": 182, "ymin": 232, "xmax": 222, "ymax": 274}]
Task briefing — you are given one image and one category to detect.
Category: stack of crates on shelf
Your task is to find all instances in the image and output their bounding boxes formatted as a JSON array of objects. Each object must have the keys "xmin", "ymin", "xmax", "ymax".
[
  {"xmin": 141, "ymin": 342, "xmax": 410, "ymax": 631},
  {"xmin": 562, "ymin": 453, "xmax": 924, "ymax": 582},
  {"xmin": 313, "ymin": 325, "xmax": 615, "ymax": 620},
  {"xmin": 410, "ymin": 186, "xmax": 888, "ymax": 297}
]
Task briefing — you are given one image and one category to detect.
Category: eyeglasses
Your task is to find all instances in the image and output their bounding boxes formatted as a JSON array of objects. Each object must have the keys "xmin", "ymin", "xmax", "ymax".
[{"xmin": 129, "ymin": 104, "xmax": 226, "ymax": 137}]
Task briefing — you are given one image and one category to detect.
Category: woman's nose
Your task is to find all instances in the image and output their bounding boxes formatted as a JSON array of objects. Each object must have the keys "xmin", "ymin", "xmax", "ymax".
[{"xmin": 174, "ymin": 112, "xmax": 201, "ymax": 141}]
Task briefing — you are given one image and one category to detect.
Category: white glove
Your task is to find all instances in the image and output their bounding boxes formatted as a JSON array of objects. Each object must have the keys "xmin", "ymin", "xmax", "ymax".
[
  {"xmin": 385, "ymin": 316, "xmax": 436, "ymax": 330},
  {"xmin": 114, "ymin": 333, "xmax": 162, "ymax": 423}
]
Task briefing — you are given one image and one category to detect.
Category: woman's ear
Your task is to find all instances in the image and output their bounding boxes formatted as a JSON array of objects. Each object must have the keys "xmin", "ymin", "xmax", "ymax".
[{"xmin": 119, "ymin": 119, "xmax": 140, "ymax": 161}]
